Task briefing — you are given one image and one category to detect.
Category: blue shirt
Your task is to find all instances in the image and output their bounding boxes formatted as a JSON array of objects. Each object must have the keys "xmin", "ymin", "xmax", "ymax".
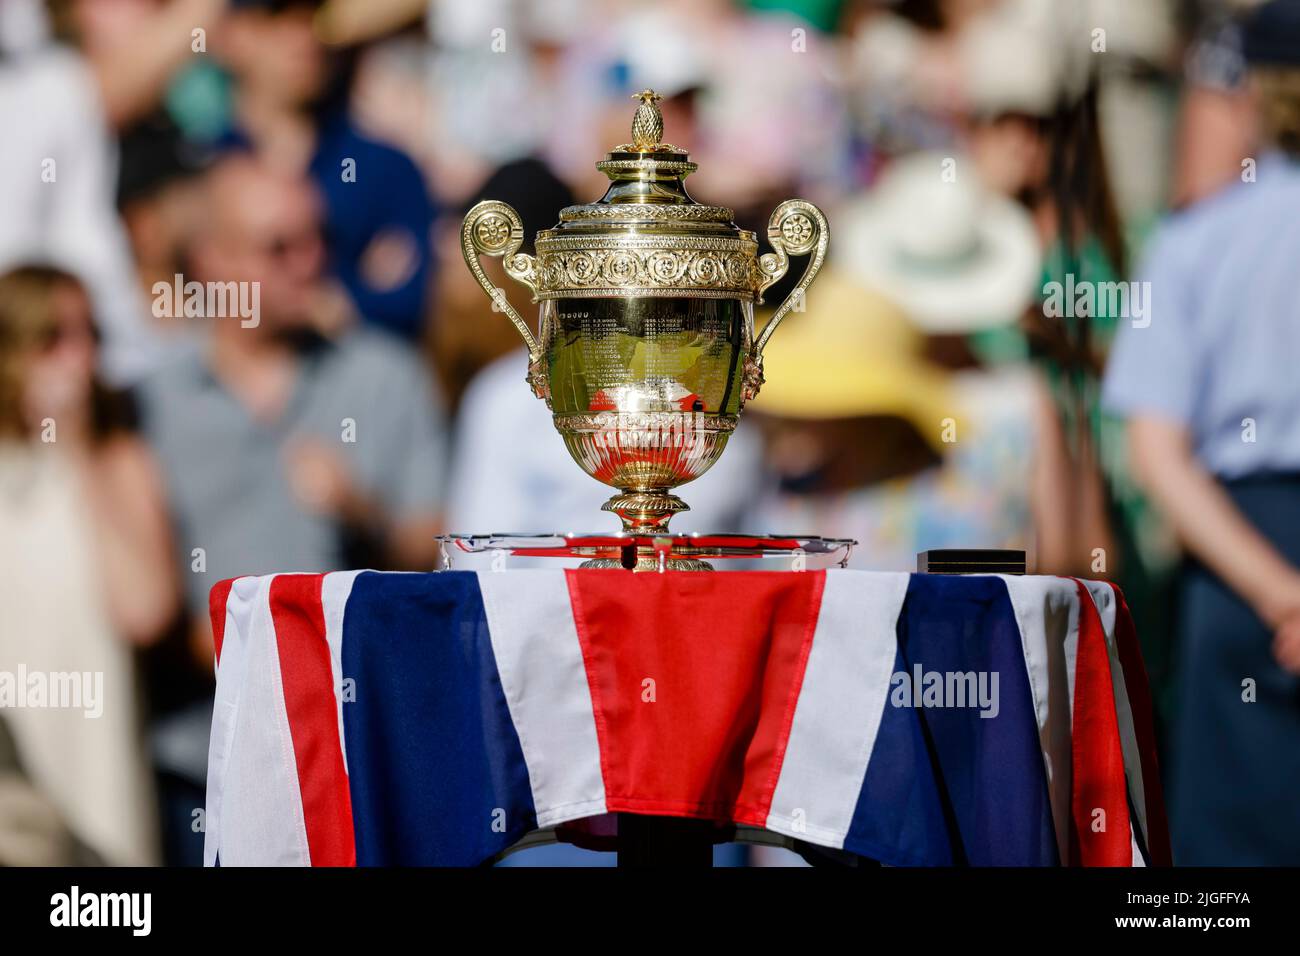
[
  {"xmin": 1103, "ymin": 153, "xmax": 1300, "ymax": 479},
  {"xmin": 309, "ymin": 112, "xmax": 435, "ymax": 340}
]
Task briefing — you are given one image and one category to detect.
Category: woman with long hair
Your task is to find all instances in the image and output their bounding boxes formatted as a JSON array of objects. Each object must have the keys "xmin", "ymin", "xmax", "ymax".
[{"xmin": 0, "ymin": 264, "xmax": 176, "ymax": 864}]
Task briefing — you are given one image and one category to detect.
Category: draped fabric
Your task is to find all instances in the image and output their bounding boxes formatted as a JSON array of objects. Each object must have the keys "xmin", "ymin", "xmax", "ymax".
[{"xmin": 205, "ymin": 569, "xmax": 1168, "ymax": 867}]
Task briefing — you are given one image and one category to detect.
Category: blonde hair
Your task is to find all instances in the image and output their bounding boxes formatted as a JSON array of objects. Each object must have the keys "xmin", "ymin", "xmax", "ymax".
[{"xmin": 0, "ymin": 265, "xmax": 127, "ymax": 443}]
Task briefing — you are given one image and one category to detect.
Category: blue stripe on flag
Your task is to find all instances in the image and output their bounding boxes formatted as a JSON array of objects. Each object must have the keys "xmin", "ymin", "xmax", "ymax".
[
  {"xmin": 340, "ymin": 571, "xmax": 537, "ymax": 864},
  {"xmin": 844, "ymin": 642, "xmax": 954, "ymax": 866},
  {"xmin": 849, "ymin": 575, "xmax": 1059, "ymax": 866}
]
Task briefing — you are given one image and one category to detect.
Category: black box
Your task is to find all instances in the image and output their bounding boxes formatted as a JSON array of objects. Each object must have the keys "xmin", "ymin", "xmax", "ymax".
[{"xmin": 916, "ymin": 549, "xmax": 1026, "ymax": 575}]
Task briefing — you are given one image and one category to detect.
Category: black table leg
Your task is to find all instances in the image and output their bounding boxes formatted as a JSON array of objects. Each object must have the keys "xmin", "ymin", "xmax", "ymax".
[{"xmin": 617, "ymin": 813, "xmax": 715, "ymax": 867}]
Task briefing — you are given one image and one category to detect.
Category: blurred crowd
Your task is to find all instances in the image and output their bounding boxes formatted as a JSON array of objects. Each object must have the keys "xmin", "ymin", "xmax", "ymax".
[{"xmin": 1, "ymin": 0, "xmax": 1297, "ymax": 867}]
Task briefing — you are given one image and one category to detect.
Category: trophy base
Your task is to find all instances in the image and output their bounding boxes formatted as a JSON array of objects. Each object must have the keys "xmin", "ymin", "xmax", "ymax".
[
  {"xmin": 579, "ymin": 554, "xmax": 715, "ymax": 572},
  {"xmin": 436, "ymin": 533, "xmax": 856, "ymax": 572},
  {"xmin": 601, "ymin": 490, "xmax": 690, "ymax": 534}
]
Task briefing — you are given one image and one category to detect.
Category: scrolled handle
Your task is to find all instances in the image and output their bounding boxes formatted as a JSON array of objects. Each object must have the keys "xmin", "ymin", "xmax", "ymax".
[
  {"xmin": 461, "ymin": 200, "xmax": 548, "ymax": 399},
  {"xmin": 744, "ymin": 200, "xmax": 829, "ymax": 402}
]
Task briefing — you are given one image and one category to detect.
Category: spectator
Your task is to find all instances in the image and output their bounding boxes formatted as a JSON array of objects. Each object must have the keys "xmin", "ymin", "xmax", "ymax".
[
  {"xmin": 215, "ymin": 0, "xmax": 437, "ymax": 340},
  {"xmin": 43, "ymin": 0, "xmax": 228, "ymax": 131},
  {"xmin": 748, "ymin": 268, "xmax": 1056, "ymax": 570},
  {"xmin": 0, "ymin": 714, "xmax": 104, "ymax": 865},
  {"xmin": 1102, "ymin": 0, "xmax": 1300, "ymax": 865},
  {"xmin": 1171, "ymin": 11, "xmax": 1257, "ymax": 209},
  {"xmin": 136, "ymin": 155, "xmax": 447, "ymax": 861},
  {"xmin": 0, "ymin": 27, "xmax": 159, "ymax": 383},
  {"xmin": 959, "ymin": 7, "xmax": 1181, "ymax": 694},
  {"xmin": 749, "ymin": 152, "xmax": 1078, "ymax": 572},
  {"xmin": 0, "ymin": 264, "xmax": 174, "ymax": 864},
  {"xmin": 141, "ymin": 154, "xmax": 447, "ymax": 638},
  {"xmin": 747, "ymin": 270, "xmax": 968, "ymax": 570},
  {"xmin": 117, "ymin": 116, "xmax": 213, "ymax": 344}
]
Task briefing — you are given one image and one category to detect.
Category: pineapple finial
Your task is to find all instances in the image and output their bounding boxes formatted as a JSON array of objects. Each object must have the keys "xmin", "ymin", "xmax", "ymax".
[{"xmin": 630, "ymin": 89, "xmax": 664, "ymax": 151}]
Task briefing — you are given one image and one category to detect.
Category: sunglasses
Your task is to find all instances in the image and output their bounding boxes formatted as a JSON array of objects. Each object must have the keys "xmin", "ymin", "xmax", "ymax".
[
  {"xmin": 36, "ymin": 318, "xmax": 99, "ymax": 354},
  {"xmin": 257, "ymin": 228, "xmax": 322, "ymax": 260}
]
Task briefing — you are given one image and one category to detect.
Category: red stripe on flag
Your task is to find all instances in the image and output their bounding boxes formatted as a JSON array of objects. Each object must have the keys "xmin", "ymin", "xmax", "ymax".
[
  {"xmin": 209, "ymin": 578, "xmax": 236, "ymax": 667},
  {"xmin": 1068, "ymin": 579, "xmax": 1132, "ymax": 866},
  {"xmin": 268, "ymin": 574, "xmax": 356, "ymax": 867},
  {"xmin": 1108, "ymin": 584, "xmax": 1172, "ymax": 866},
  {"xmin": 564, "ymin": 569, "xmax": 825, "ymax": 825}
]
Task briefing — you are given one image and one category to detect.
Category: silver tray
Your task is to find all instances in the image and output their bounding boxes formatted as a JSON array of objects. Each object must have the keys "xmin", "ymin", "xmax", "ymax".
[{"xmin": 436, "ymin": 533, "xmax": 856, "ymax": 572}]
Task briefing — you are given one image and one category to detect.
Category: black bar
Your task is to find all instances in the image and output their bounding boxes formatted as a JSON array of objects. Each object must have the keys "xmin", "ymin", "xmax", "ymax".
[{"xmin": 617, "ymin": 813, "xmax": 714, "ymax": 867}]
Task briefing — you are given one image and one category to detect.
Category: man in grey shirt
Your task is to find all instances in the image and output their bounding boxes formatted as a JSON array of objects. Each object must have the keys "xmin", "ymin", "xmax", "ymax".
[
  {"xmin": 136, "ymin": 156, "xmax": 446, "ymax": 863},
  {"xmin": 141, "ymin": 156, "xmax": 446, "ymax": 621}
]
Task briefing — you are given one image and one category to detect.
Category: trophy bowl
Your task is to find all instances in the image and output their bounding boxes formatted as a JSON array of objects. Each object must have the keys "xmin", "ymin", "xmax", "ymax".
[{"xmin": 461, "ymin": 90, "xmax": 828, "ymax": 560}]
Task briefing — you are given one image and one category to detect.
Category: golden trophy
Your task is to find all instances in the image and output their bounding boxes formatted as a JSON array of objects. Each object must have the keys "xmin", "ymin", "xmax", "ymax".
[{"xmin": 459, "ymin": 90, "xmax": 831, "ymax": 569}]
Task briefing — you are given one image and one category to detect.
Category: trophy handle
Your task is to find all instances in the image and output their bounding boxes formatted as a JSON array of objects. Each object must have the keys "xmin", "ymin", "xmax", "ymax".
[
  {"xmin": 461, "ymin": 200, "xmax": 549, "ymax": 400},
  {"xmin": 744, "ymin": 199, "xmax": 829, "ymax": 401}
]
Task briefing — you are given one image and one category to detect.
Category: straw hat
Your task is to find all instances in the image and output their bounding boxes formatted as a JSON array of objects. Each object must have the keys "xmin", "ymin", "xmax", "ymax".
[
  {"xmin": 749, "ymin": 268, "xmax": 955, "ymax": 450},
  {"xmin": 836, "ymin": 151, "xmax": 1041, "ymax": 333}
]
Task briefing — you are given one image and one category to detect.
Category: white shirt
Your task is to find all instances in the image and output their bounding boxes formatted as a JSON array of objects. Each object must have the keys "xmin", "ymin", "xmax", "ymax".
[{"xmin": 0, "ymin": 48, "xmax": 158, "ymax": 384}]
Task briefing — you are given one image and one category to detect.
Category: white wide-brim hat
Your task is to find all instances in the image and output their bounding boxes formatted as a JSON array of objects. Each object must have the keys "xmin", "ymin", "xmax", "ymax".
[{"xmin": 836, "ymin": 151, "xmax": 1042, "ymax": 333}]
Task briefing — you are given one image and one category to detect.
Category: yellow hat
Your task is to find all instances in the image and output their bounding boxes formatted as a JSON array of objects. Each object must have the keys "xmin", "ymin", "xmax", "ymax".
[{"xmin": 749, "ymin": 268, "xmax": 956, "ymax": 451}]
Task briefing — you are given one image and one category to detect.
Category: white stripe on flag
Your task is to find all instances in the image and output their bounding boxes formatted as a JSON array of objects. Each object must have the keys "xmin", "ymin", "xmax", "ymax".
[
  {"xmin": 1080, "ymin": 581, "xmax": 1148, "ymax": 867},
  {"xmin": 765, "ymin": 570, "xmax": 910, "ymax": 848},
  {"xmin": 320, "ymin": 570, "xmax": 363, "ymax": 777},
  {"xmin": 204, "ymin": 576, "xmax": 255, "ymax": 867},
  {"xmin": 997, "ymin": 574, "xmax": 1081, "ymax": 863},
  {"xmin": 207, "ymin": 574, "xmax": 312, "ymax": 866},
  {"xmin": 476, "ymin": 570, "xmax": 607, "ymax": 828}
]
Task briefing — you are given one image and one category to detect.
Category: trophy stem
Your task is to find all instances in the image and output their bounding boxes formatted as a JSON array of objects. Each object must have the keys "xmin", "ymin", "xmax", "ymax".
[
  {"xmin": 602, "ymin": 490, "xmax": 689, "ymax": 534},
  {"xmin": 591, "ymin": 490, "xmax": 713, "ymax": 570},
  {"xmin": 583, "ymin": 494, "xmax": 716, "ymax": 570}
]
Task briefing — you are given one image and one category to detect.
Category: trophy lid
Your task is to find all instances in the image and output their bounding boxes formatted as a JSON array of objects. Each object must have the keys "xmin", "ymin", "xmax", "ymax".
[{"xmin": 532, "ymin": 90, "xmax": 760, "ymax": 300}]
